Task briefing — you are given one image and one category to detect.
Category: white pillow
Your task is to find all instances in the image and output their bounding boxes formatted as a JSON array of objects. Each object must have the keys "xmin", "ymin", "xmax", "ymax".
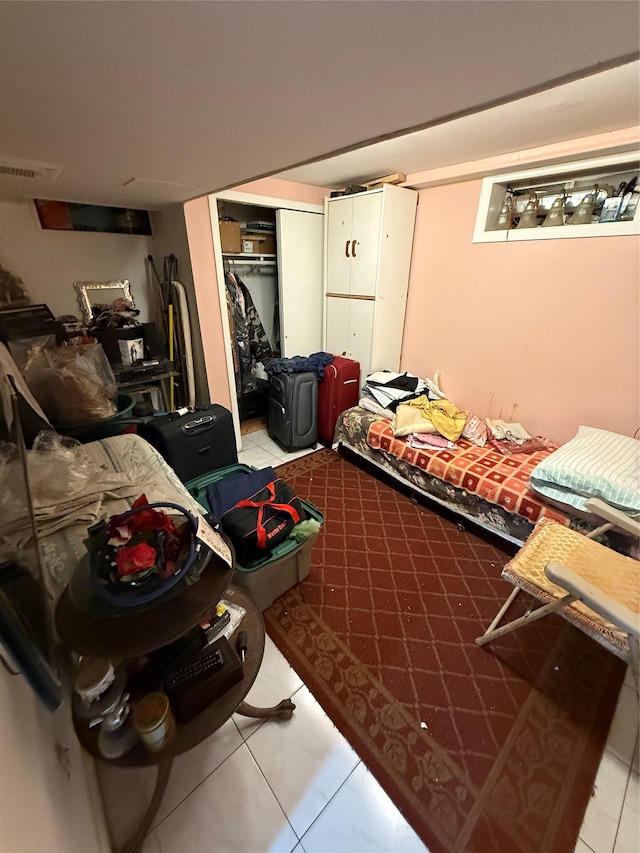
[{"xmin": 530, "ymin": 426, "xmax": 640, "ymax": 515}]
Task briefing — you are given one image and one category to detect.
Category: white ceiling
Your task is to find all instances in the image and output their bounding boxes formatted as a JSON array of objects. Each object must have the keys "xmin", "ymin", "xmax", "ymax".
[
  {"xmin": 0, "ymin": 1, "xmax": 638, "ymax": 208},
  {"xmin": 279, "ymin": 62, "xmax": 640, "ymax": 189}
]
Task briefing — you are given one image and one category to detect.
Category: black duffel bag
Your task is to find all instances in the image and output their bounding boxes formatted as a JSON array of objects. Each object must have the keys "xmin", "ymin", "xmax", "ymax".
[{"xmin": 221, "ymin": 477, "xmax": 305, "ymax": 559}]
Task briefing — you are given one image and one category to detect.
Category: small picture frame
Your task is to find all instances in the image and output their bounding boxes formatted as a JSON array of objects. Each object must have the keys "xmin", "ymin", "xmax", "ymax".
[
  {"xmin": 118, "ymin": 336, "xmax": 145, "ymax": 366},
  {"xmin": 598, "ymin": 197, "xmax": 623, "ymax": 223}
]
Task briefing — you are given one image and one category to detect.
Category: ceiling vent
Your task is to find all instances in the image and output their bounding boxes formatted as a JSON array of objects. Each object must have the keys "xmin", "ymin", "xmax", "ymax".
[{"xmin": 0, "ymin": 158, "xmax": 62, "ymax": 183}]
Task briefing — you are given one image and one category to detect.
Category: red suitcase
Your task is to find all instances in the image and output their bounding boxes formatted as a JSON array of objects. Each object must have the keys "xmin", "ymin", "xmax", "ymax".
[{"xmin": 317, "ymin": 356, "xmax": 361, "ymax": 445}]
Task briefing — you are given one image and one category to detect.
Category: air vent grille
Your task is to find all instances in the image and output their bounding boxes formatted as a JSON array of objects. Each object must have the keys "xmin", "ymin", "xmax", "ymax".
[
  {"xmin": 0, "ymin": 165, "xmax": 42, "ymax": 179},
  {"xmin": 0, "ymin": 159, "xmax": 63, "ymax": 182}
]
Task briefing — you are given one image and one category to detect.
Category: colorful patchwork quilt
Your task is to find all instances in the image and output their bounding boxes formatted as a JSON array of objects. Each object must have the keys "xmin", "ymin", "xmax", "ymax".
[
  {"xmin": 366, "ymin": 418, "xmax": 568, "ymax": 526},
  {"xmin": 335, "ymin": 407, "xmax": 633, "ymax": 550}
]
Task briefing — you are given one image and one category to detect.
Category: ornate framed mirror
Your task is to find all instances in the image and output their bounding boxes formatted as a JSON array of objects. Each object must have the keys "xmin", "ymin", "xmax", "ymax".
[{"xmin": 74, "ymin": 280, "xmax": 135, "ymax": 326}]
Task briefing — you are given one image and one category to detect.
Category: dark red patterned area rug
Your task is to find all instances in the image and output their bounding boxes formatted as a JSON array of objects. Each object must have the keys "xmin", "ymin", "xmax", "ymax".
[{"xmin": 265, "ymin": 448, "xmax": 626, "ymax": 853}]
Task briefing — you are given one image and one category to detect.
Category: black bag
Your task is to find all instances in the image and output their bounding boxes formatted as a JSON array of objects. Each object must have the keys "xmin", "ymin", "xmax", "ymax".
[
  {"xmin": 138, "ymin": 405, "xmax": 237, "ymax": 483},
  {"xmin": 206, "ymin": 467, "xmax": 276, "ymax": 525},
  {"xmin": 222, "ymin": 478, "xmax": 305, "ymax": 559}
]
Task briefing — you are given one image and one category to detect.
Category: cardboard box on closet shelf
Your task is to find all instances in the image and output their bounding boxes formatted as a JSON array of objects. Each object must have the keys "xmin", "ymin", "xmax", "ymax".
[
  {"xmin": 219, "ymin": 220, "xmax": 241, "ymax": 253},
  {"xmin": 241, "ymin": 232, "xmax": 275, "ymax": 254},
  {"xmin": 258, "ymin": 235, "xmax": 275, "ymax": 254}
]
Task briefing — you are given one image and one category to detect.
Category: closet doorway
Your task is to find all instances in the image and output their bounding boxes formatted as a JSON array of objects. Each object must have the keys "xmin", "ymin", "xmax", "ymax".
[{"xmin": 208, "ymin": 190, "xmax": 324, "ymax": 447}]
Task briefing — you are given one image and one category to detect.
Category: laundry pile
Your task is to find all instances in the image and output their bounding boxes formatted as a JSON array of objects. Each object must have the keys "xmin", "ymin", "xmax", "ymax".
[
  {"xmin": 360, "ymin": 370, "xmax": 548, "ymax": 454},
  {"xmin": 484, "ymin": 420, "xmax": 549, "ymax": 455},
  {"xmin": 264, "ymin": 352, "xmax": 334, "ymax": 380},
  {"xmin": 360, "ymin": 370, "xmax": 444, "ymax": 413}
]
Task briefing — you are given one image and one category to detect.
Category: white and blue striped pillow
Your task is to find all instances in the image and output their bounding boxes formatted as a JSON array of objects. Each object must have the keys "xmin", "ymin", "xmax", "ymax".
[{"xmin": 530, "ymin": 426, "xmax": 640, "ymax": 515}]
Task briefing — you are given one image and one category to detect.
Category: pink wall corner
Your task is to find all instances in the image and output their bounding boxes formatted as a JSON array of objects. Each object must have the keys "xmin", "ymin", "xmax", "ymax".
[
  {"xmin": 401, "ymin": 181, "xmax": 640, "ymax": 444},
  {"xmin": 184, "ymin": 195, "xmax": 232, "ymax": 410},
  {"xmin": 231, "ymin": 177, "xmax": 328, "ymax": 206}
]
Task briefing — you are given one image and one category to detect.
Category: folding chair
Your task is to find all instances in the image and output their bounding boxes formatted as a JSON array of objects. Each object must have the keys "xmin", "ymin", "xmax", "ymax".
[{"xmin": 476, "ymin": 499, "xmax": 640, "ymax": 688}]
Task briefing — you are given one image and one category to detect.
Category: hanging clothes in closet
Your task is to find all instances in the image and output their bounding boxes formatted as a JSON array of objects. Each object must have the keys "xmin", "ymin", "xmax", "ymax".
[{"xmin": 225, "ymin": 271, "xmax": 274, "ymax": 394}]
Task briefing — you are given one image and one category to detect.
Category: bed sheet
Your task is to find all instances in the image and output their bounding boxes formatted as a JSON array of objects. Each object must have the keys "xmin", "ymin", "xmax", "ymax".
[
  {"xmin": 335, "ymin": 406, "xmax": 570, "ymax": 543},
  {"xmin": 367, "ymin": 417, "xmax": 567, "ymax": 524},
  {"xmin": 28, "ymin": 434, "xmax": 232, "ymax": 603}
]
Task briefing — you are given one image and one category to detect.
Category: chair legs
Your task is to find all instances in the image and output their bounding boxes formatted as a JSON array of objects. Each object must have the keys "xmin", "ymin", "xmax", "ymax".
[{"xmin": 475, "ymin": 587, "xmax": 576, "ymax": 646}]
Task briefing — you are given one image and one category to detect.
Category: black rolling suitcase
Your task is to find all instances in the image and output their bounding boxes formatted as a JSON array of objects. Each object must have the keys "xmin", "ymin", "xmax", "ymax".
[
  {"xmin": 138, "ymin": 405, "xmax": 237, "ymax": 483},
  {"xmin": 268, "ymin": 372, "xmax": 317, "ymax": 452}
]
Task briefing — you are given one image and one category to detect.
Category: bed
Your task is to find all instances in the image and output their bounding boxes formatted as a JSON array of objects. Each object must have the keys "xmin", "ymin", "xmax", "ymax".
[{"xmin": 334, "ymin": 405, "xmax": 635, "ymax": 549}]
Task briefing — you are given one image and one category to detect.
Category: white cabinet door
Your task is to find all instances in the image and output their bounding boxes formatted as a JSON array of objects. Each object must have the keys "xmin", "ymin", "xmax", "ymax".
[
  {"xmin": 325, "ymin": 197, "xmax": 353, "ymax": 295},
  {"xmin": 325, "ymin": 296, "xmax": 350, "ymax": 357},
  {"xmin": 324, "ymin": 185, "xmax": 417, "ymax": 385},
  {"xmin": 326, "ymin": 192, "xmax": 382, "ymax": 297},
  {"xmin": 349, "ymin": 192, "xmax": 382, "ymax": 296},
  {"xmin": 325, "ymin": 295, "xmax": 374, "ymax": 381},
  {"xmin": 347, "ymin": 299, "xmax": 375, "ymax": 378},
  {"xmin": 277, "ymin": 208, "xmax": 324, "ymax": 357}
]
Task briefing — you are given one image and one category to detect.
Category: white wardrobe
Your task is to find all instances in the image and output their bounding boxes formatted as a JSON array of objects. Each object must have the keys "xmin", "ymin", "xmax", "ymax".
[{"xmin": 323, "ymin": 184, "xmax": 418, "ymax": 382}]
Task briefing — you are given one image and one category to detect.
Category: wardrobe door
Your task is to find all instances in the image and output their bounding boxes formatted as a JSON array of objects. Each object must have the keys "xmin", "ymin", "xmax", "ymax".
[
  {"xmin": 347, "ymin": 299, "xmax": 375, "ymax": 378},
  {"xmin": 325, "ymin": 196, "xmax": 353, "ymax": 296},
  {"xmin": 349, "ymin": 193, "xmax": 382, "ymax": 297},
  {"xmin": 325, "ymin": 296, "xmax": 373, "ymax": 382},
  {"xmin": 324, "ymin": 296, "xmax": 350, "ymax": 357},
  {"xmin": 277, "ymin": 209, "xmax": 324, "ymax": 357},
  {"xmin": 323, "ymin": 185, "xmax": 417, "ymax": 384}
]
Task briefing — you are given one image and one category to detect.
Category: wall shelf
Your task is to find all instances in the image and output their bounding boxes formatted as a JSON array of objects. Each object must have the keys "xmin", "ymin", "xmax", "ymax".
[
  {"xmin": 222, "ymin": 253, "xmax": 276, "ymax": 266},
  {"xmin": 473, "ymin": 151, "xmax": 640, "ymax": 243}
]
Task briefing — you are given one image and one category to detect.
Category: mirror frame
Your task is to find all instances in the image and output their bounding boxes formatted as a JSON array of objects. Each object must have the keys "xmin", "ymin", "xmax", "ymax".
[{"xmin": 74, "ymin": 280, "xmax": 135, "ymax": 326}]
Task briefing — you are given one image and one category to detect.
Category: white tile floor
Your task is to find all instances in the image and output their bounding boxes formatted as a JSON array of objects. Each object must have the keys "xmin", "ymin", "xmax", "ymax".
[{"xmin": 97, "ymin": 431, "xmax": 640, "ymax": 853}]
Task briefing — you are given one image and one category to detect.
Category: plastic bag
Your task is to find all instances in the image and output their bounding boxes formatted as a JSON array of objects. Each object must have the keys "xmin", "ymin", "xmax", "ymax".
[
  {"xmin": 7, "ymin": 334, "xmax": 57, "ymax": 371},
  {"xmin": 0, "ymin": 431, "xmax": 91, "ymax": 533},
  {"xmin": 23, "ymin": 341, "xmax": 118, "ymax": 427},
  {"xmin": 0, "ymin": 263, "xmax": 31, "ymax": 309}
]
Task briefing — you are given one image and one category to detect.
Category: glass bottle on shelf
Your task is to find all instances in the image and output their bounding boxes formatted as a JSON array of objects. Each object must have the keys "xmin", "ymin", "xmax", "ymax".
[
  {"xmin": 516, "ymin": 194, "xmax": 539, "ymax": 229},
  {"xmin": 569, "ymin": 185, "xmax": 598, "ymax": 225},
  {"xmin": 542, "ymin": 194, "xmax": 566, "ymax": 227},
  {"xmin": 494, "ymin": 190, "xmax": 515, "ymax": 230}
]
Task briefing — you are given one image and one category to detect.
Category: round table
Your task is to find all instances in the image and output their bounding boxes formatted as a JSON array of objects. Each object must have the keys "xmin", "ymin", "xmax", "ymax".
[{"xmin": 55, "ymin": 559, "xmax": 295, "ymax": 852}]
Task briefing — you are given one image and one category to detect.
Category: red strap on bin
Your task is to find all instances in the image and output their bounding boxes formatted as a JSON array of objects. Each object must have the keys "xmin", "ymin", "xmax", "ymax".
[{"xmin": 234, "ymin": 482, "xmax": 301, "ymax": 549}]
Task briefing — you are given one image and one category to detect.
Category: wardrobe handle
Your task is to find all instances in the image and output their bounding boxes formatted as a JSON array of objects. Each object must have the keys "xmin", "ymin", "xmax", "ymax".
[
  {"xmin": 345, "ymin": 240, "xmax": 350, "ymax": 258},
  {"xmin": 351, "ymin": 240, "xmax": 357, "ymax": 258}
]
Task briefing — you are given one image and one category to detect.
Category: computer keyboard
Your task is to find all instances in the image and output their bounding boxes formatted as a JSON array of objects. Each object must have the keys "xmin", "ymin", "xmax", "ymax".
[{"xmin": 162, "ymin": 646, "xmax": 225, "ymax": 691}]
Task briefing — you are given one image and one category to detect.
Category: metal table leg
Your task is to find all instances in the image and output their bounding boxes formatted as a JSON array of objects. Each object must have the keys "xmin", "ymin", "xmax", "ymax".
[
  {"xmin": 236, "ymin": 698, "xmax": 296, "ymax": 721},
  {"xmin": 119, "ymin": 759, "xmax": 173, "ymax": 853}
]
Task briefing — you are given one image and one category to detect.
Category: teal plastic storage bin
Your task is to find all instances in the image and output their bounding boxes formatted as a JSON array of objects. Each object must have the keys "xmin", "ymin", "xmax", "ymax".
[
  {"xmin": 56, "ymin": 393, "xmax": 137, "ymax": 442},
  {"xmin": 186, "ymin": 464, "xmax": 324, "ymax": 611}
]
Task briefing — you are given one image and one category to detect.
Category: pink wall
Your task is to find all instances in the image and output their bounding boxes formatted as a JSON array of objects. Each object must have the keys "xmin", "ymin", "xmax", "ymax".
[
  {"xmin": 401, "ymin": 180, "xmax": 640, "ymax": 444},
  {"xmin": 184, "ymin": 195, "xmax": 232, "ymax": 409},
  {"xmin": 229, "ymin": 177, "xmax": 328, "ymax": 206}
]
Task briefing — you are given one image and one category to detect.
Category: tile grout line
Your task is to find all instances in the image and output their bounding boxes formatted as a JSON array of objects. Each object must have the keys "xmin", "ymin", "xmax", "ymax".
[
  {"xmin": 599, "ymin": 682, "xmax": 639, "ymax": 853},
  {"xmin": 241, "ymin": 735, "xmax": 301, "ymax": 850},
  {"xmin": 234, "ymin": 681, "xmax": 309, "ymax": 847},
  {"xmin": 148, "ymin": 737, "xmax": 248, "ymax": 835},
  {"xmin": 242, "ymin": 682, "xmax": 361, "ymax": 850},
  {"xmin": 603, "ymin": 688, "xmax": 639, "ymax": 770},
  {"xmin": 295, "ymin": 760, "xmax": 364, "ymax": 849},
  {"xmin": 156, "ymin": 677, "xmax": 310, "ymax": 844},
  {"xmin": 611, "ymin": 761, "xmax": 633, "ymax": 853},
  {"xmin": 581, "ymin": 749, "xmax": 633, "ymax": 853}
]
